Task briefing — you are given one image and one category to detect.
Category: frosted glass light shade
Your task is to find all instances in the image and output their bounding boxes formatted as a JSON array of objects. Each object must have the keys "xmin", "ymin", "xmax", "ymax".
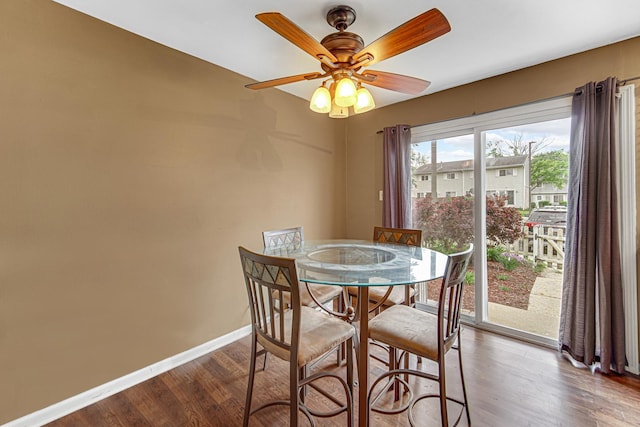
[
  {"xmin": 334, "ymin": 78, "xmax": 357, "ymax": 107},
  {"xmin": 354, "ymin": 86, "xmax": 375, "ymax": 114},
  {"xmin": 329, "ymin": 101, "xmax": 349, "ymax": 119},
  {"xmin": 309, "ymin": 85, "xmax": 331, "ymax": 113}
]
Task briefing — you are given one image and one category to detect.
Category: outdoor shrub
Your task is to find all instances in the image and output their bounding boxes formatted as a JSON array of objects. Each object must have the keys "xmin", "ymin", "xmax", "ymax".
[
  {"xmin": 413, "ymin": 194, "xmax": 524, "ymax": 253},
  {"xmin": 530, "ymin": 201, "xmax": 537, "ymax": 209},
  {"xmin": 486, "ymin": 245, "xmax": 506, "ymax": 262},
  {"xmin": 465, "ymin": 271, "xmax": 475, "ymax": 285},
  {"xmin": 501, "ymin": 252, "xmax": 524, "ymax": 271},
  {"xmin": 538, "ymin": 200, "xmax": 551, "ymax": 207},
  {"xmin": 485, "ymin": 196, "xmax": 526, "ymax": 245}
]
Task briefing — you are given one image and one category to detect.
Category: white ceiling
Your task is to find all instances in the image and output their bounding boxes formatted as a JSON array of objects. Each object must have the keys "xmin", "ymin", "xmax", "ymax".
[{"xmin": 53, "ymin": 0, "xmax": 640, "ymax": 109}]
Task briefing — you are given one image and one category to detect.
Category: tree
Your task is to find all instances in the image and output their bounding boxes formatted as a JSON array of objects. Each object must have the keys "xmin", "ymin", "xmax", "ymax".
[
  {"xmin": 410, "ymin": 149, "xmax": 429, "ymax": 188},
  {"xmin": 487, "ymin": 133, "xmax": 553, "ymax": 158},
  {"xmin": 530, "ymin": 150, "xmax": 569, "ymax": 191}
]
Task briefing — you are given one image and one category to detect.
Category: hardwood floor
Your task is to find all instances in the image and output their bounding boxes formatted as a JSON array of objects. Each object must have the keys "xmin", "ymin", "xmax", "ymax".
[{"xmin": 47, "ymin": 328, "xmax": 640, "ymax": 426}]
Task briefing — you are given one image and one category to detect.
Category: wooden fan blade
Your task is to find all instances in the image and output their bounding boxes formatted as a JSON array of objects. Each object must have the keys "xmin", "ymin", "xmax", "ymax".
[
  {"xmin": 353, "ymin": 8, "xmax": 450, "ymax": 67},
  {"xmin": 359, "ymin": 70, "xmax": 430, "ymax": 94},
  {"xmin": 245, "ymin": 72, "xmax": 323, "ymax": 90},
  {"xmin": 256, "ymin": 12, "xmax": 338, "ymax": 64}
]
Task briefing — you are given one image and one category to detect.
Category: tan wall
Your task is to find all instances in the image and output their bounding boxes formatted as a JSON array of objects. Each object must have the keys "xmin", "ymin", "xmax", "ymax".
[
  {"xmin": 345, "ymin": 35, "xmax": 640, "ymax": 370},
  {"xmin": 0, "ymin": 1, "xmax": 346, "ymax": 423}
]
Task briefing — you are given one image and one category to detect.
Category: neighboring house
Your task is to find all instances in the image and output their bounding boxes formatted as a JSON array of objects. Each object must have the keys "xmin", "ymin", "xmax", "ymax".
[
  {"xmin": 531, "ymin": 182, "xmax": 569, "ymax": 206},
  {"xmin": 412, "ymin": 155, "xmax": 530, "ymax": 209}
]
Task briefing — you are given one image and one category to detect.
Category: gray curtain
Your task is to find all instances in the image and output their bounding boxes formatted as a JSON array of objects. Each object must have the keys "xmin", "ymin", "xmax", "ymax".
[
  {"xmin": 382, "ymin": 125, "xmax": 411, "ymax": 228},
  {"xmin": 559, "ymin": 77, "xmax": 626, "ymax": 374}
]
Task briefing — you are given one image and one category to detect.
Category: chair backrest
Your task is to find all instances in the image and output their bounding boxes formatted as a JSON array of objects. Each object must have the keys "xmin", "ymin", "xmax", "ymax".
[
  {"xmin": 238, "ymin": 246, "xmax": 300, "ymax": 361},
  {"xmin": 262, "ymin": 226, "xmax": 304, "ymax": 249},
  {"xmin": 373, "ymin": 226, "xmax": 422, "ymax": 247},
  {"xmin": 437, "ymin": 244, "xmax": 474, "ymax": 354}
]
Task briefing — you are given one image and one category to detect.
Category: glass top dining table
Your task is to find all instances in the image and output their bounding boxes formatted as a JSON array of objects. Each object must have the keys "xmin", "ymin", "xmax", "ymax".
[{"xmin": 261, "ymin": 239, "xmax": 449, "ymax": 426}]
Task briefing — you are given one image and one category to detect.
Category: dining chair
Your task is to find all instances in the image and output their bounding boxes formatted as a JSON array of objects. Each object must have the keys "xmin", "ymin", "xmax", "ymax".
[
  {"xmin": 367, "ymin": 244, "xmax": 473, "ymax": 426},
  {"xmin": 347, "ymin": 226, "xmax": 423, "ymax": 312},
  {"xmin": 263, "ymin": 227, "xmax": 346, "ymax": 311},
  {"xmin": 263, "ymin": 227, "xmax": 349, "ymax": 368},
  {"xmin": 238, "ymin": 246, "xmax": 355, "ymax": 427}
]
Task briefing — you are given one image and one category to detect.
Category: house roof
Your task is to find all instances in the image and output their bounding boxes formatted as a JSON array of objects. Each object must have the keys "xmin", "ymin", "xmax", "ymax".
[{"xmin": 414, "ymin": 155, "xmax": 527, "ymax": 175}]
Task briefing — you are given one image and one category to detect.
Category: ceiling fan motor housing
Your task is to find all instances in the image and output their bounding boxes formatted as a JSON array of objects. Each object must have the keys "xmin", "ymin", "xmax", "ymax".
[
  {"xmin": 320, "ymin": 32, "xmax": 364, "ymax": 66},
  {"xmin": 326, "ymin": 5, "xmax": 356, "ymax": 31}
]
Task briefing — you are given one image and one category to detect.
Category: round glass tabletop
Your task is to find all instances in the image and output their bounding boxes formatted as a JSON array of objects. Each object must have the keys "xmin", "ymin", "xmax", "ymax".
[{"xmin": 262, "ymin": 239, "xmax": 448, "ymax": 286}]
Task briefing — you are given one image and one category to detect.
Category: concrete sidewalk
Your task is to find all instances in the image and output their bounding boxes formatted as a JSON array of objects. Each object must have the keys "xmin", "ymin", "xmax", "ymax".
[{"xmin": 487, "ymin": 269, "xmax": 563, "ymax": 339}]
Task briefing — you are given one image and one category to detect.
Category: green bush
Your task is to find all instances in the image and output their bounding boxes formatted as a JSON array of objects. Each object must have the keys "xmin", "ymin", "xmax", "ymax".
[
  {"xmin": 538, "ymin": 200, "xmax": 551, "ymax": 207},
  {"xmin": 465, "ymin": 271, "xmax": 475, "ymax": 285},
  {"xmin": 486, "ymin": 246, "xmax": 506, "ymax": 262},
  {"xmin": 500, "ymin": 253, "xmax": 524, "ymax": 271},
  {"xmin": 534, "ymin": 261, "xmax": 546, "ymax": 273},
  {"xmin": 530, "ymin": 201, "xmax": 537, "ymax": 209}
]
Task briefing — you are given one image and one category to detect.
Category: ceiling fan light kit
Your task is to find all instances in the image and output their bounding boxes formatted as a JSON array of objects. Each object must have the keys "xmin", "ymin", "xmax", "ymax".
[
  {"xmin": 354, "ymin": 84, "xmax": 375, "ymax": 114},
  {"xmin": 246, "ymin": 5, "xmax": 451, "ymax": 118},
  {"xmin": 309, "ymin": 83, "xmax": 332, "ymax": 113},
  {"xmin": 334, "ymin": 75, "xmax": 357, "ymax": 107}
]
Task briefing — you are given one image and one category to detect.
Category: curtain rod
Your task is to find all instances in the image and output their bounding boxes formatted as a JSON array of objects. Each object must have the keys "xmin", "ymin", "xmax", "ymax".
[
  {"xmin": 375, "ymin": 74, "xmax": 640, "ymax": 134},
  {"xmin": 574, "ymin": 75, "xmax": 640, "ymax": 96}
]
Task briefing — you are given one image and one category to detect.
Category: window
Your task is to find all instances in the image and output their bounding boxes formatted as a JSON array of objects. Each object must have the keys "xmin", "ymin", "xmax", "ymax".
[
  {"xmin": 417, "ymin": 192, "xmax": 424, "ymax": 198},
  {"xmin": 553, "ymin": 195, "xmax": 563, "ymax": 203},
  {"xmin": 498, "ymin": 169, "xmax": 514, "ymax": 176},
  {"xmin": 445, "ymin": 191, "xmax": 457, "ymax": 197},
  {"xmin": 499, "ymin": 190, "xmax": 515, "ymax": 205},
  {"xmin": 421, "ymin": 175, "xmax": 430, "ymax": 181},
  {"xmin": 446, "ymin": 173, "xmax": 457, "ymax": 180}
]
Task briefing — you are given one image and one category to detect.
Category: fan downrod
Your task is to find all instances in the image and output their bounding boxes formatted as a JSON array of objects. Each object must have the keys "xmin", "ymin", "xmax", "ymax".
[{"xmin": 326, "ymin": 5, "xmax": 356, "ymax": 31}]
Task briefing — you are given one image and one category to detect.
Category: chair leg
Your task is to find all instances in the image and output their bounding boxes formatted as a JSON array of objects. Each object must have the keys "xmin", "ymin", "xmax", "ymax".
[
  {"xmin": 336, "ymin": 296, "xmax": 345, "ymax": 366},
  {"xmin": 346, "ymin": 337, "xmax": 355, "ymax": 427},
  {"xmin": 390, "ymin": 346, "xmax": 401, "ymax": 401},
  {"xmin": 291, "ymin": 362, "xmax": 300, "ymax": 427},
  {"xmin": 243, "ymin": 335, "xmax": 258, "ymax": 427},
  {"xmin": 458, "ymin": 338, "xmax": 471, "ymax": 425},
  {"xmin": 299, "ymin": 366, "xmax": 308, "ymax": 400},
  {"xmin": 438, "ymin": 357, "xmax": 449, "ymax": 427}
]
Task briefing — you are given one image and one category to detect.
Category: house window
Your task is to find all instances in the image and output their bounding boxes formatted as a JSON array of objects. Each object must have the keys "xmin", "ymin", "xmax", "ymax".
[
  {"xmin": 503, "ymin": 190, "xmax": 515, "ymax": 205},
  {"xmin": 499, "ymin": 169, "xmax": 513, "ymax": 176},
  {"xmin": 417, "ymin": 192, "xmax": 424, "ymax": 198},
  {"xmin": 536, "ymin": 195, "xmax": 543, "ymax": 201},
  {"xmin": 421, "ymin": 175, "xmax": 430, "ymax": 181},
  {"xmin": 445, "ymin": 191, "xmax": 457, "ymax": 197},
  {"xmin": 553, "ymin": 195, "xmax": 563, "ymax": 204},
  {"xmin": 446, "ymin": 173, "xmax": 457, "ymax": 180}
]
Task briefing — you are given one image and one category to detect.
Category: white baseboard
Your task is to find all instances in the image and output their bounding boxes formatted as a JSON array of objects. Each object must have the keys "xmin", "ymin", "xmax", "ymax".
[{"xmin": 2, "ymin": 325, "xmax": 252, "ymax": 427}]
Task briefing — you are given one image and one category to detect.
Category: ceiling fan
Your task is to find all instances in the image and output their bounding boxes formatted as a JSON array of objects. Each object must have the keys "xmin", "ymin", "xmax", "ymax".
[{"xmin": 245, "ymin": 5, "xmax": 451, "ymax": 117}]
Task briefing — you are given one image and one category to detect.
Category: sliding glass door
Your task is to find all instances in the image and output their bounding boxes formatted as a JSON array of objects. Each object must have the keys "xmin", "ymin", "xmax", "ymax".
[{"xmin": 410, "ymin": 98, "xmax": 572, "ymax": 346}]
